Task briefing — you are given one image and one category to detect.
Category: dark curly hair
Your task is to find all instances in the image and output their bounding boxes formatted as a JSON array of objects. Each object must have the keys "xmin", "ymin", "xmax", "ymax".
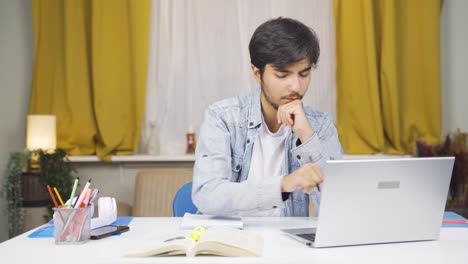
[{"xmin": 249, "ymin": 17, "xmax": 320, "ymax": 79}]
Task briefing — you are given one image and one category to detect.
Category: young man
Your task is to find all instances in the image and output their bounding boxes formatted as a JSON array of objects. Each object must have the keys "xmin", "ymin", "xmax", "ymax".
[{"xmin": 192, "ymin": 17, "xmax": 342, "ymax": 216}]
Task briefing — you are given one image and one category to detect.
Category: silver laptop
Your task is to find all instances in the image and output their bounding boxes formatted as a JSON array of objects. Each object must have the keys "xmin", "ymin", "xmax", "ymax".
[{"xmin": 282, "ymin": 157, "xmax": 455, "ymax": 248}]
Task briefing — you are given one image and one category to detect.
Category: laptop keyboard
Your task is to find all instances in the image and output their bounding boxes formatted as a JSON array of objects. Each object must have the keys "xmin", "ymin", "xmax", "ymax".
[{"xmin": 297, "ymin": 233, "xmax": 316, "ymax": 242}]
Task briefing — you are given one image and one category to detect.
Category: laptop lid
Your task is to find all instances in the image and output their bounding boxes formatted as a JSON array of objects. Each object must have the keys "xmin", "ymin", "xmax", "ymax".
[{"xmin": 285, "ymin": 157, "xmax": 454, "ymax": 248}]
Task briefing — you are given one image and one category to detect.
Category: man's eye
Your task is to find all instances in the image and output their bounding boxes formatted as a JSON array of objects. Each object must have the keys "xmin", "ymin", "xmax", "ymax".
[
  {"xmin": 300, "ymin": 72, "xmax": 310, "ymax": 78},
  {"xmin": 276, "ymin": 74, "xmax": 287, "ymax": 79}
]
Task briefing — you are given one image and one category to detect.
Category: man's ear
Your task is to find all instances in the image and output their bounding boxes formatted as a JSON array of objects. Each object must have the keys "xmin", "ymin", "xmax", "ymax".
[{"xmin": 250, "ymin": 64, "xmax": 262, "ymax": 84}]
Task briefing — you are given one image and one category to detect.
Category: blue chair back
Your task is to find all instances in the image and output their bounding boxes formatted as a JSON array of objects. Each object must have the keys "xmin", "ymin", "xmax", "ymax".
[{"xmin": 173, "ymin": 182, "xmax": 198, "ymax": 217}]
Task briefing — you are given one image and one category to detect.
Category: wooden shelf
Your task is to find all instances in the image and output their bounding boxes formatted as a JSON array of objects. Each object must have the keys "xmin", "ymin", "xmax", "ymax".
[
  {"xmin": 67, "ymin": 153, "xmax": 408, "ymax": 163},
  {"xmin": 67, "ymin": 154, "xmax": 196, "ymax": 163}
]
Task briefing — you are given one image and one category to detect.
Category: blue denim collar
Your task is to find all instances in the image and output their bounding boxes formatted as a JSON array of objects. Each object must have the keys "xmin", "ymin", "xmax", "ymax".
[{"xmin": 248, "ymin": 87, "xmax": 263, "ymax": 129}]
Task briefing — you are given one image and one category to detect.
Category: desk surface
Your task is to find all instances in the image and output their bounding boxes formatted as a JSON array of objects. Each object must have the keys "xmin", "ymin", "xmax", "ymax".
[{"xmin": 1, "ymin": 217, "xmax": 467, "ymax": 264}]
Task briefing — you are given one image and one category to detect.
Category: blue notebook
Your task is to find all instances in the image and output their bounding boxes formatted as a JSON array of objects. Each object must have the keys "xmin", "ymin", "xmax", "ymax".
[
  {"xmin": 28, "ymin": 216, "xmax": 133, "ymax": 238},
  {"xmin": 442, "ymin": 211, "xmax": 468, "ymax": 228}
]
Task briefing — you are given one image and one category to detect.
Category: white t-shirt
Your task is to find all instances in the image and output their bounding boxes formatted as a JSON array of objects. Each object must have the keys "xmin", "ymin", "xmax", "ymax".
[{"xmin": 246, "ymin": 118, "xmax": 291, "ymax": 216}]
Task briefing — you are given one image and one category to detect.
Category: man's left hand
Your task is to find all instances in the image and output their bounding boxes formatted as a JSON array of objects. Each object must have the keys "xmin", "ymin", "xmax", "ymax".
[{"xmin": 277, "ymin": 100, "xmax": 315, "ymax": 143}]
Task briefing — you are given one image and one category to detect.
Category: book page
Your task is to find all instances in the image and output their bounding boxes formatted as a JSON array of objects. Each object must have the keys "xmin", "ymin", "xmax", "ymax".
[
  {"xmin": 125, "ymin": 231, "xmax": 195, "ymax": 257},
  {"xmin": 190, "ymin": 227, "xmax": 263, "ymax": 257}
]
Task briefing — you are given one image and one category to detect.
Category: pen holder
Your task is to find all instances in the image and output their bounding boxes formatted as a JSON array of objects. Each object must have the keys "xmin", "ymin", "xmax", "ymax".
[{"xmin": 53, "ymin": 206, "xmax": 92, "ymax": 245}]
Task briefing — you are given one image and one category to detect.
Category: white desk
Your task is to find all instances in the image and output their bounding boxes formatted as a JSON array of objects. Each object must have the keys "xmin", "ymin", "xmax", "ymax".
[{"xmin": 1, "ymin": 217, "xmax": 467, "ymax": 264}]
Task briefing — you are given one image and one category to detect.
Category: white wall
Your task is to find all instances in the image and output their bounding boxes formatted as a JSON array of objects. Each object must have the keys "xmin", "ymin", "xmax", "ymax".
[
  {"xmin": 441, "ymin": 0, "xmax": 468, "ymax": 133},
  {"xmin": 0, "ymin": 0, "xmax": 34, "ymax": 241},
  {"xmin": 0, "ymin": 0, "xmax": 467, "ymax": 243}
]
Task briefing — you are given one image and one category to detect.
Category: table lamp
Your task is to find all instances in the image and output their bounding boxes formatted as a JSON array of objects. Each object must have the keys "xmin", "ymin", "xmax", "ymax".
[{"xmin": 26, "ymin": 115, "xmax": 56, "ymax": 171}]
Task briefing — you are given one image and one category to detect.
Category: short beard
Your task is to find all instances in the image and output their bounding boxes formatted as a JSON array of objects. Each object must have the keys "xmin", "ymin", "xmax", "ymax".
[
  {"xmin": 261, "ymin": 85, "xmax": 279, "ymax": 110},
  {"xmin": 261, "ymin": 85, "xmax": 304, "ymax": 110}
]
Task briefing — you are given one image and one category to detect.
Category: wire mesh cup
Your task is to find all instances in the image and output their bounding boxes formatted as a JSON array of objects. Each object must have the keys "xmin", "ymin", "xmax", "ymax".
[{"xmin": 53, "ymin": 205, "xmax": 92, "ymax": 244}]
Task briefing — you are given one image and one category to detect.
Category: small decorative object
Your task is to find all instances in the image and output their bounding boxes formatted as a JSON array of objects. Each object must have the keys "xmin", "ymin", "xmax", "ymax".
[
  {"xmin": 186, "ymin": 126, "xmax": 197, "ymax": 154},
  {"xmin": 414, "ymin": 129, "xmax": 468, "ymax": 217}
]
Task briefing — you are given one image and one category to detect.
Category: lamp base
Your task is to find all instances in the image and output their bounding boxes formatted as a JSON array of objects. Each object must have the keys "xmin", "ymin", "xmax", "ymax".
[{"xmin": 27, "ymin": 152, "xmax": 40, "ymax": 173}]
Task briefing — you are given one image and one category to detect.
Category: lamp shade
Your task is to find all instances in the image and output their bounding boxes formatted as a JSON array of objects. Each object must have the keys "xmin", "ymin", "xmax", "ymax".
[{"xmin": 26, "ymin": 115, "xmax": 56, "ymax": 151}]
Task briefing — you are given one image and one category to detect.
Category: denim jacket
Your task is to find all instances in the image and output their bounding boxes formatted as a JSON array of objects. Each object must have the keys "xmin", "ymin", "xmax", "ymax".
[{"xmin": 192, "ymin": 87, "xmax": 342, "ymax": 216}]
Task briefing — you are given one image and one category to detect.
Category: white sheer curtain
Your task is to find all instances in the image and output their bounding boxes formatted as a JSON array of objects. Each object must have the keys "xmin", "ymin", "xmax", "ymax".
[{"xmin": 139, "ymin": 0, "xmax": 336, "ymax": 155}]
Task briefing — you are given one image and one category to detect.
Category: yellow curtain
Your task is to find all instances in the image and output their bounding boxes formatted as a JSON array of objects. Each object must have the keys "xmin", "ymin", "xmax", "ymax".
[
  {"xmin": 334, "ymin": 0, "xmax": 442, "ymax": 154},
  {"xmin": 29, "ymin": 0, "xmax": 150, "ymax": 160}
]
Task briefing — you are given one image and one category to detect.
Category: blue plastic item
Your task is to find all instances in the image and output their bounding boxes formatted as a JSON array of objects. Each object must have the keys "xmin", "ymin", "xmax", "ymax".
[{"xmin": 173, "ymin": 182, "xmax": 198, "ymax": 217}]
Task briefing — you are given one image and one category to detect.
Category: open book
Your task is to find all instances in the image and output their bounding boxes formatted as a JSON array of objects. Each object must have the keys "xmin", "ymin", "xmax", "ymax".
[{"xmin": 125, "ymin": 227, "xmax": 263, "ymax": 257}]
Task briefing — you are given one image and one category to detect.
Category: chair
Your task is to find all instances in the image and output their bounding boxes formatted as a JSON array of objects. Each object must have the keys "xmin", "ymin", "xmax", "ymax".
[
  {"xmin": 173, "ymin": 182, "xmax": 198, "ymax": 217},
  {"xmin": 133, "ymin": 169, "xmax": 193, "ymax": 216}
]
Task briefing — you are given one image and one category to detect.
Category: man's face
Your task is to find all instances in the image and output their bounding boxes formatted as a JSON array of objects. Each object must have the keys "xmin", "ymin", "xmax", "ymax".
[{"xmin": 252, "ymin": 58, "xmax": 312, "ymax": 110}]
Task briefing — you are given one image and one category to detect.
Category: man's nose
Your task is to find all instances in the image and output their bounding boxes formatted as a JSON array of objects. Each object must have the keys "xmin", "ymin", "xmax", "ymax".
[{"xmin": 289, "ymin": 76, "xmax": 301, "ymax": 92}]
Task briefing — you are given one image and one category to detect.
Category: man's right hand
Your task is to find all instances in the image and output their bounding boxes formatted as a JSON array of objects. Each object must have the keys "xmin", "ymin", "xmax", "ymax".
[{"xmin": 281, "ymin": 163, "xmax": 323, "ymax": 193}]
